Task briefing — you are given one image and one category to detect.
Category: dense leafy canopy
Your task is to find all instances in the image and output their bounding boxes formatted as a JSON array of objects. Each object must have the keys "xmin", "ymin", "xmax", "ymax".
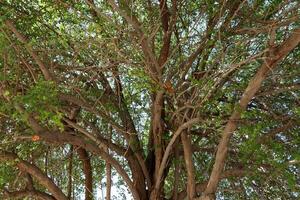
[{"xmin": 0, "ymin": 0, "xmax": 299, "ymax": 200}]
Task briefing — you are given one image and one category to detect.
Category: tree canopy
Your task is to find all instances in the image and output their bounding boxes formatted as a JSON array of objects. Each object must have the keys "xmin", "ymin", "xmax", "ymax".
[{"xmin": 0, "ymin": 0, "xmax": 299, "ymax": 200}]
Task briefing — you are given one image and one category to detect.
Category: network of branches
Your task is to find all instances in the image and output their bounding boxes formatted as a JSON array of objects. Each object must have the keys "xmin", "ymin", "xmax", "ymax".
[{"xmin": 0, "ymin": 0, "xmax": 299, "ymax": 200}]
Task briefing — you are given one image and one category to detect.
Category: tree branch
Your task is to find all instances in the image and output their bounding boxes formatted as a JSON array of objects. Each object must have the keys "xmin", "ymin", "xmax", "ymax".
[
  {"xmin": 180, "ymin": 130, "xmax": 196, "ymax": 199},
  {"xmin": 178, "ymin": 169, "xmax": 245, "ymax": 200},
  {"xmin": 152, "ymin": 118, "xmax": 200, "ymax": 199},
  {"xmin": 201, "ymin": 28, "xmax": 300, "ymax": 198},
  {"xmin": 77, "ymin": 147, "xmax": 93, "ymax": 200},
  {"xmin": 3, "ymin": 189, "xmax": 56, "ymax": 200},
  {"xmin": 0, "ymin": 151, "xmax": 68, "ymax": 200},
  {"xmin": 4, "ymin": 20, "xmax": 53, "ymax": 81}
]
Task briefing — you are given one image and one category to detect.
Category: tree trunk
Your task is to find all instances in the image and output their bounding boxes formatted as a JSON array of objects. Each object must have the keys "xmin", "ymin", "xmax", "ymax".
[
  {"xmin": 181, "ymin": 130, "xmax": 196, "ymax": 200},
  {"xmin": 67, "ymin": 145, "xmax": 73, "ymax": 199},
  {"xmin": 77, "ymin": 147, "xmax": 93, "ymax": 200}
]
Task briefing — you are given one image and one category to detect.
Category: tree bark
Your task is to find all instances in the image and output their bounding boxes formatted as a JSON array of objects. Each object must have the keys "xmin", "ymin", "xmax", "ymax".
[
  {"xmin": 172, "ymin": 139, "xmax": 180, "ymax": 200},
  {"xmin": 106, "ymin": 159, "xmax": 112, "ymax": 200},
  {"xmin": 67, "ymin": 145, "xmax": 73, "ymax": 199},
  {"xmin": 151, "ymin": 118, "xmax": 200, "ymax": 200},
  {"xmin": 0, "ymin": 151, "xmax": 68, "ymax": 200},
  {"xmin": 106, "ymin": 126, "xmax": 112, "ymax": 200},
  {"xmin": 77, "ymin": 147, "xmax": 93, "ymax": 200},
  {"xmin": 3, "ymin": 189, "xmax": 56, "ymax": 200},
  {"xmin": 180, "ymin": 130, "xmax": 195, "ymax": 200},
  {"xmin": 202, "ymin": 28, "xmax": 300, "ymax": 198}
]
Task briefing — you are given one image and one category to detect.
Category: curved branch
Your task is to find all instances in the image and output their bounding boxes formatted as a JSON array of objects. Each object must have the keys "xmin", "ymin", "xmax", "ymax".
[
  {"xmin": 202, "ymin": 28, "xmax": 300, "ymax": 198},
  {"xmin": 152, "ymin": 118, "xmax": 200, "ymax": 198},
  {"xmin": 0, "ymin": 151, "xmax": 68, "ymax": 200},
  {"xmin": 177, "ymin": 169, "xmax": 245, "ymax": 200},
  {"xmin": 18, "ymin": 110, "xmax": 140, "ymax": 200},
  {"xmin": 59, "ymin": 94, "xmax": 131, "ymax": 140},
  {"xmin": 3, "ymin": 189, "xmax": 55, "ymax": 200},
  {"xmin": 39, "ymin": 131, "xmax": 140, "ymax": 200}
]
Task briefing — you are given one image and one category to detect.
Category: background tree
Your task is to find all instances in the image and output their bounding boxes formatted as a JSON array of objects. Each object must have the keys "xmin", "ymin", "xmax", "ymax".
[{"xmin": 0, "ymin": 0, "xmax": 299, "ymax": 200}]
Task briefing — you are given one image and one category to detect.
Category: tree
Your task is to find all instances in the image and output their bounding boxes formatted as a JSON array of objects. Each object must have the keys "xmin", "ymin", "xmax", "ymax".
[{"xmin": 0, "ymin": 0, "xmax": 299, "ymax": 199}]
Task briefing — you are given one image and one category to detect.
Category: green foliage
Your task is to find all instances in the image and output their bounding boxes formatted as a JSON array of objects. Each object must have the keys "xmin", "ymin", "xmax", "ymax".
[
  {"xmin": 0, "ymin": 0, "xmax": 299, "ymax": 199},
  {"xmin": 14, "ymin": 80, "xmax": 63, "ymax": 130},
  {"xmin": 0, "ymin": 163, "xmax": 17, "ymax": 188}
]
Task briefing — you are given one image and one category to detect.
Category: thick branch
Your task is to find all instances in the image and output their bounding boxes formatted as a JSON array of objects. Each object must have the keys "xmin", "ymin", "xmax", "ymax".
[
  {"xmin": 158, "ymin": 0, "xmax": 171, "ymax": 67},
  {"xmin": 178, "ymin": 169, "xmax": 245, "ymax": 200},
  {"xmin": 67, "ymin": 145, "xmax": 73, "ymax": 199},
  {"xmin": 3, "ymin": 189, "xmax": 55, "ymax": 200},
  {"xmin": 0, "ymin": 151, "xmax": 68, "ymax": 200},
  {"xmin": 77, "ymin": 147, "xmax": 93, "ymax": 200},
  {"xmin": 180, "ymin": 131, "xmax": 195, "ymax": 199},
  {"xmin": 20, "ymin": 111, "xmax": 140, "ymax": 200},
  {"xmin": 39, "ymin": 131, "xmax": 140, "ymax": 200},
  {"xmin": 152, "ymin": 118, "xmax": 200, "ymax": 198},
  {"xmin": 202, "ymin": 28, "xmax": 300, "ymax": 197}
]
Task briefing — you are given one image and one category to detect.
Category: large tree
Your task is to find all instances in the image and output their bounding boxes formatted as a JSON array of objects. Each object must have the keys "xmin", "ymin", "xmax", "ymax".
[{"xmin": 0, "ymin": 0, "xmax": 299, "ymax": 200}]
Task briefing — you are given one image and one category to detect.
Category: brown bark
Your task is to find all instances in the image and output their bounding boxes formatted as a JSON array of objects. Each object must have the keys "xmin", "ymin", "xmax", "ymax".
[
  {"xmin": 148, "ymin": 91, "xmax": 165, "ymax": 199},
  {"xmin": 61, "ymin": 92, "xmax": 149, "ymax": 197},
  {"xmin": 77, "ymin": 147, "xmax": 93, "ymax": 200},
  {"xmin": 180, "ymin": 131, "xmax": 195, "ymax": 200},
  {"xmin": 152, "ymin": 91, "xmax": 165, "ymax": 184},
  {"xmin": 0, "ymin": 151, "xmax": 68, "ymax": 200},
  {"xmin": 98, "ymin": 73, "xmax": 148, "ymax": 198},
  {"xmin": 3, "ymin": 189, "xmax": 56, "ymax": 200},
  {"xmin": 38, "ymin": 131, "xmax": 140, "ymax": 200},
  {"xmin": 22, "ymin": 113, "xmax": 140, "ymax": 200},
  {"xmin": 178, "ymin": 169, "xmax": 245, "ymax": 199},
  {"xmin": 25, "ymin": 173, "xmax": 34, "ymax": 191},
  {"xmin": 106, "ymin": 125, "xmax": 112, "ymax": 200},
  {"xmin": 158, "ymin": 0, "xmax": 171, "ymax": 67},
  {"xmin": 64, "ymin": 118, "xmax": 147, "ymax": 200},
  {"xmin": 151, "ymin": 118, "xmax": 200, "ymax": 199},
  {"xmin": 4, "ymin": 21, "xmax": 147, "ymax": 198},
  {"xmin": 106, "ymin": 161, "xmax": 112, "ymax": 200},
  {"xmin": 201, "ymin": 28, "xmax": 300, "ymax": 198},
  {"xmin": 67, "ymin": 146, "xmax": 73, "ymax": 200},
  {"xmin": 172, "ymin": 139, "xmax": 180, "ymax": 200},
  {"xmin": 159, "ymin": 0, "xmax": 170, "ymax": 32}
]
